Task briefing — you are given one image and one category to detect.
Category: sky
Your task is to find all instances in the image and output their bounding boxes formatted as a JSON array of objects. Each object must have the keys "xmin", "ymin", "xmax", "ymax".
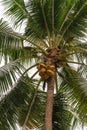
[{"xmin": 0, "ymin": 1, "xmax": 87, "ymax": 130}]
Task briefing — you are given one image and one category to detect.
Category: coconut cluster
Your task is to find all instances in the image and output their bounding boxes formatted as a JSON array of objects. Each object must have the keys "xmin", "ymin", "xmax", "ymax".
[{"xmin": 37, "ymin": 62, "xmax": 55, "ymax": 80}]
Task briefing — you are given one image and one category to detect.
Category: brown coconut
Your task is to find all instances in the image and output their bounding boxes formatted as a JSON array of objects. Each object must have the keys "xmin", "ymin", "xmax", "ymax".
[
  {"xmin": 47, "ymin": 69, "xmax": 55, "ymax": 76},
  {"xmin": 39, "ymin": 68, "xmax": 46, "ymax": 76}
]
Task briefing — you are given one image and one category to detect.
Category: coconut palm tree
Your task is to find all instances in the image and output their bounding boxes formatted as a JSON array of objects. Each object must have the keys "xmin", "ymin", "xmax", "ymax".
[{"xmin": 0, "ymin": 0, "xmax": 87, "ymax": 130}]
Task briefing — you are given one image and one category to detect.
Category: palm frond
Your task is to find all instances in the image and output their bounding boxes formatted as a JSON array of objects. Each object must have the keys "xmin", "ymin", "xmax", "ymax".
[
  {"xmin": 36, "ymin": 92, "xmax": 73, "ymax": 130},
  {"xmin": 60, "ymin": 65, "xmax": 87, "ymax": 123},
  {"xmin": 0, "ymin": 18, "xmax": 23, "ymax": 54},
  {"xmin": 1, "ymin": 0, "xmax": 28, "ymax": 27},
  {"xmin": 2, "ymin": 46, "xmax": 39, "ymax": 62},
  {"xmin": 76, "ymin": 42, "xmax": 87, "ymax": 59},
  {"xmin": 0, "ymin": 19, "xmax": 41, "ymax": 61},
  {"xmin": 0, "ymin": 60, "xmax": 25, "ymax": 94},
  {"xmin": 52, "ymin": 93, "xmax": 72, "ymax": 130},
  {"xmin": 0, "ymin": 76, "xmax": 35, "ymax": 130},
  {"xmin": 61, "ymin": 0, "xmax": 87, "ymax": 40},
  {"xmin": 25, "ymin": 0, "xmax": 51, "ymax": 39},
  {"xmin": 55, "ymin": 0, "xmax": 75, "ymax": 33},
  {"xmin": 24, "ymin": 0, "xmax": 59, "ymax": 44},
  {"xmin": 19, "ymin": 91, "xmax": 46, "ymax": 129}
]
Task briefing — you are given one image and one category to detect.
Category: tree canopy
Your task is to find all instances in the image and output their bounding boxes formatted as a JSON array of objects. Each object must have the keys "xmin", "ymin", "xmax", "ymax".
[{"xmin": 0, "ymin": 0, "xmax": 87, "ymax": 130}]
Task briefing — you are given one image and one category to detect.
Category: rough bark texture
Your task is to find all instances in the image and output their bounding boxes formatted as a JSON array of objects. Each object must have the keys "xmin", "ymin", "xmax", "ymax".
[{"xmin": 45, "ymin": 76, "xmax": 54, "ymax": 130}]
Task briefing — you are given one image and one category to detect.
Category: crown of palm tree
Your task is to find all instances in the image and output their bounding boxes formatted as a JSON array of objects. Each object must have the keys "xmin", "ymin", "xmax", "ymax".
[{"xmin": 0, "ymin": 0, "xmax": 87, "ymax": 130}]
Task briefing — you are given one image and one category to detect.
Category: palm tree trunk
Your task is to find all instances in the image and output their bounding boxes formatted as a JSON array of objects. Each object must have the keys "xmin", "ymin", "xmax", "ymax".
[{"xmin": 45, "ymin": 76, "xmax": 54, "ymax": 130}]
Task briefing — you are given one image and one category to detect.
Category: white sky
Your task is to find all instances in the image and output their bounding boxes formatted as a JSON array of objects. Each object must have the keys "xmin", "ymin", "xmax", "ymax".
[{"xmin": 0, "ymin": 1, "xmax": 87, "ymax": 130}]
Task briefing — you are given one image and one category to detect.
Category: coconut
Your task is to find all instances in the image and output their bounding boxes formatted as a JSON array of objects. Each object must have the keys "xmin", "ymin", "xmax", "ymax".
[
  {"xmin": 47, "ymin": 70, "xmax": 55, "ymax": 76},
  {"xmin": 39, "ymin": 68, "xmax": 46, "ymax": 76},
  {"xmin": 49, "ymin": 65, "xmax": 55, "ymax": 71},
  {"xmin": 40, "ymin": 63, "xmax": 46, "ymax": 68}
]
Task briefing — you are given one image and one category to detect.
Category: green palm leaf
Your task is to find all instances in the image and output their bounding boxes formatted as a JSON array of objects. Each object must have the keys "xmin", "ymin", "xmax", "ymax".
[
  {"xmin": 35, "ymin": 92, "xmax": 73, "ymax": 130},
  {"xmin": 1, "ymin": 0, "xmax": 28, "ymax": 27},
  {"xmin": 60, "ymin": 65, "xmax": 87, "ymax": 123},
  {"xmin": 19, "ymin": 90, "xmax": 46, "ymax": 129},
  {"xmin": 61, "ymin": 0, "xmax": 87, "ymax": 40},
  {"xmin": 0, "ymin": 60, "xmax": 25, "ymax": 94},
  {"xmin": 52, "ymin": 93, "xmax": 72, "ymax": 130},
  {"xmin": 0, "ymin": 18, "xmax": 40, "ymax": 61},
  {"xmin": 0, "ymin": 76, "xmax": 35, "ymax": 130},
  {"xmin": 0, "ymin": 19, "xmax": 23, "ymax": 58}
]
